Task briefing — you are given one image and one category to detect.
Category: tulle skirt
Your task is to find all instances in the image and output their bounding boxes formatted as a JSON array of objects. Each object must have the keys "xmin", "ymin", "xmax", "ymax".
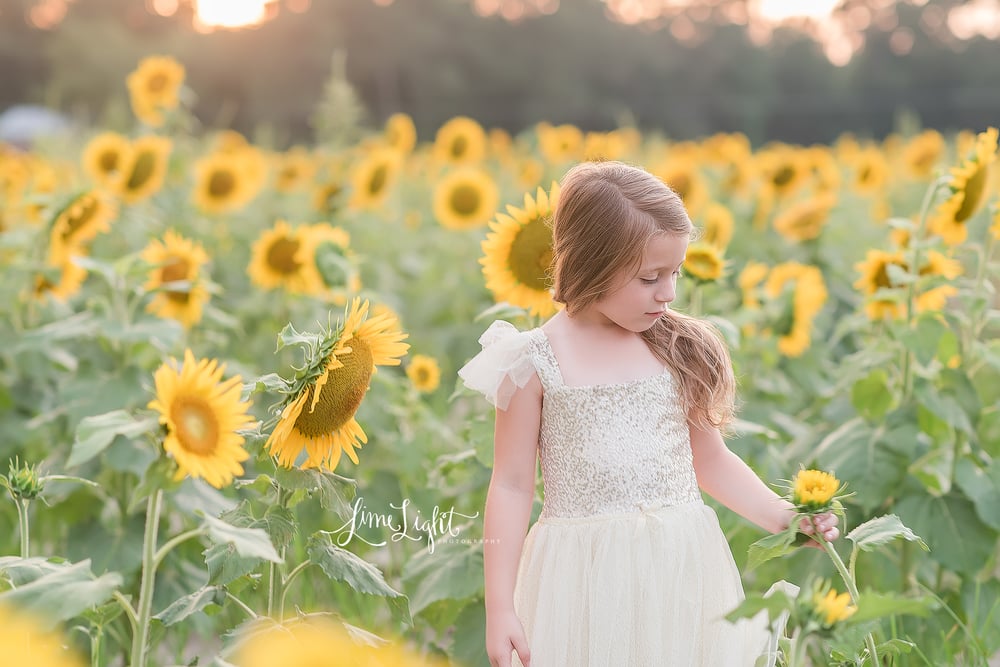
[{"xmin": 511, "ymin": 500, "xmax": 785, "ymax": 667}]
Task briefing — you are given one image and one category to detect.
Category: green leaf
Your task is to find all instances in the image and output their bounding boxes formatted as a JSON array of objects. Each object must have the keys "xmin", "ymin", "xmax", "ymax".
[
  {"xmin": 13, "ymin": 312, "xmax": 100, "ymax": 352},
  {"xmin": 204, "ymin": 543, "xmax": 261, "ymax": 586},
  {"xmin": 306, "ymin": 532, "xmax": 410, "ymax": 624},
  {"xmin": 898, "ymin": 314, "xmax": 947, "ymax": 367},
  {"xmin": 874, "ymin": 638, "xmax": 916, "ymax": 658},
  {"xmin": 243, "ymin": 373, "xmax": 288, "ymax": 396},
  {"xmin": 153, "ymin": 585, "xmax": 226, "ymax": 626},
  {"xmin": 275, "ymin": 322, "xmax": 321, "ymax": 353},
  {"xmin": 896, "ymin": 492, "xmax": 996, "ymax": 574},
  {"xmin": 724, "ymin": 590, "xmax": 795, "ymax": 623},
  {"xmin": 69, "ymin": 410, "xmax": 160, "ymax": 467},
  {"xmin": 202, "ymin": 515, "xmax": 282, "ymax": 564},
  {"xmin": 450, "ymin": 601, "xmax": 489, "ymax": 667},
  {"xmin": 745, "ymin": 528, "xmax": 797, "ymax": 571},
  {"xmin": 954, "ymin": 458, "xmax": 1000, "ymax": 531},
  {"xmin": 846, "ymin": 514, "xmax": 928, "ymax": 552},
  {"xmin": 273, "ymin": 467, "xmax": 356, "ymax": 516},
  {"xmin": 0, "ymin": 559, "xmax": 123, "ymax": 628},
  {"xmin": 851, "ymin": 370, "xmax": 895, "ymax": 423},
  {"xmin": 402, "ymin": 539, "xmax": 484, "ymax": 617},
  {"xmin": 849, "ymin": 591, "xmax": 936, "ymax": 623},
  {"xmin": 916, "ymin": 383, "xmax": 973, "ymax": 433}
]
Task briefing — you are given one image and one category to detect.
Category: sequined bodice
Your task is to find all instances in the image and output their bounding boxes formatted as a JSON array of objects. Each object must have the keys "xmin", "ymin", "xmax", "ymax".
[{"xmin": 529, "ymin": 329, "xmax": 702, "ymax": 519}]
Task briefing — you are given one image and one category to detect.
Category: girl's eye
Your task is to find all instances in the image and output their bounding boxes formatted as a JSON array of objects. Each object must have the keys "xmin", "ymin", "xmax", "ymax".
[{"xmin": 640, "ymin": 277, "xmax": 658, "ymax": 285}]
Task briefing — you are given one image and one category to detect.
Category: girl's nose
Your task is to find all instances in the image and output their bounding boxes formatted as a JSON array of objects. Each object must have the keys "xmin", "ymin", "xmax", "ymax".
[{"xmin": 656, "ymin": 286, "xmax": 674, "ymax": 304}]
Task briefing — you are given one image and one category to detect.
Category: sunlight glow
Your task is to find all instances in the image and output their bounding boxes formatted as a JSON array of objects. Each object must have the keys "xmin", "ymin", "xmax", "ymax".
[
  {"xmin": 755, "ymin": 0, "xmax": 840, "ymax": 22},
  {"xmin": 194, "ymin": 0, "xmax": 277, "ymax": 29}
]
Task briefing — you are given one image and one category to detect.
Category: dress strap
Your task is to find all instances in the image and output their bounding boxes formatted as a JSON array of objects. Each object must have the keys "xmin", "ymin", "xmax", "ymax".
[{"xmin": 531, "ymin": 328, "xmax": 564, "ymax": 393}]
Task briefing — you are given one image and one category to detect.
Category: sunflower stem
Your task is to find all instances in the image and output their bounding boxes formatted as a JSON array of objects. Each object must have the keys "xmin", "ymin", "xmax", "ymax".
[
  {"xmin": 967, "ymin": 232, "xmax": 996, "ymax": 353},
  {"xmin": 113, "ymin": 591, "xmax": 139, "ymax": 637},
  {"xmin": 131, "ymin": 489, "xmax": 163, "ymax": 667},
  {"xmin": 226, "ymin": 591, "xmax": 259, "ymax": 620},
  {"xmin": 152, "ymin": 527, "xmax": 206, "ymax": 570},
  {"xmin": 819, "ymin": 533, "xmax": 880, "ymax": 667},
  {"xmin": 266, "ymin": 486, "xmax": 292, "ymax": 618},
  {"xmin": 15, "ymin": 497, "xmax": 29, "ymax": 558},
  {"xmin": 902, "ymin": 176, "xmax": 948, "ymax": 401},
  {"xmin": 278, "ymin": 560, "xmax": 312, "ymax": 619}
]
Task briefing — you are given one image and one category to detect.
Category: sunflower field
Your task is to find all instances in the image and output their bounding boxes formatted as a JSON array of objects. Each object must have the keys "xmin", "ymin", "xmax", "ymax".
[{"xmin": 1, "ymin": 55, "xmax": 999, "ymax": 667}]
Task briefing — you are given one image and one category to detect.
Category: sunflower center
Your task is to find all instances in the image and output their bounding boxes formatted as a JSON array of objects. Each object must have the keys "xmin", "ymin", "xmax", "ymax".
[
  {"xmin": 294, "ymin": 340, "xmax": 375, "ymax": 437},
  {"xmin": 147, "ymin": 72, "xmax": 169, "ymax": 93},
  {"xmin": 874, "ymin": 260, "xmax": 907, "ymax": 289},
  {"xmin": 508, "ymin": 216, "xmax": 553, "ymax": 290},
  {"xmin": 954, "ymin": 164, "xmax": 989, "ymax": 223},
  {"xmin": 126, "ymin": 150, "xmax": 156, "ymax": 191},
  {"xmin": 161, "ymin": 256, "xmax": 193, "ymax": 303},
  {"xmin": 449, "ymin": 184, "xmax": 481, "ymax": 217},
  {"xmin": 99, "ymin": 149, "xmax": 120, "ymax": 173},
  {"xmin": 61, "ymin": 196, "xmax": 99, "ymax": 241},
  {"xmin": 266, "ymin": 237, "xmax": 301, "ymax": 275},
  {"xmin": 414, "ymin": 367, "xmax": 430, "ymax": 383},
  {"xmin": 858, "ymin": 165, "xmax": 872, "ymax": 184},
  {"xmin": 170, "ymin": 396, "xmax": 220, "ymax": 455},
  {"xmin": 208, "ymin": 169, "xmax": 236, "ymax": 198},
  {"xmin": 789, "ymin": 210, "xmax": 823, "ymax": 232},
  {"xmin": 450, "ymin": 136, "xmax": 468, "ymax": 159},
  {"xmin": 367, "ymin": 165, "xmax": 388, "ymax": 195},
  {"xmin": 772, "ymin": 165, "xmax": 794, "ymax": 187}
]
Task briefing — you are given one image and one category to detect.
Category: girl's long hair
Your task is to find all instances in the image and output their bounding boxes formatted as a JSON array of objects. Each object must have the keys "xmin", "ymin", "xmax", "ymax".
[{"xmin": 551, "ymin": 161, "xmax": 735, "ymax": 430}]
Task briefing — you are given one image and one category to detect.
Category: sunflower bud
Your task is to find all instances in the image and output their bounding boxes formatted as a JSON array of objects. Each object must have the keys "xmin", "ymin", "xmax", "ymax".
[
  {"xmin": 6, "ymin": 458, "xmax": 44, "ymax": 501},
  {"xmin": 791, "ymin": 468, "xmax": 841, "ymax": 511}
]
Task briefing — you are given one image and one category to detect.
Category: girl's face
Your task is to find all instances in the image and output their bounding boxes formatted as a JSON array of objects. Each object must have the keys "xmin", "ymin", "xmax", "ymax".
[{"xmin": 587, "ymin": 234, "xmax": 688, "ymax": 332}]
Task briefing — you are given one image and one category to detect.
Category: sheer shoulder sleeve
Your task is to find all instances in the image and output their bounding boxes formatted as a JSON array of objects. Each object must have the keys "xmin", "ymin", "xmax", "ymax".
[{"xmin": 457, "ymin": 320, "xmax": 537, "ymax": 410}]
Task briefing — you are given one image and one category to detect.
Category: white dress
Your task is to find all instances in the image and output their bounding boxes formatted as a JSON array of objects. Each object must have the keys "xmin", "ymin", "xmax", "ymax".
[{"xmin": 459, "ymin": 320, "xmax": 790, "ymax": 667}]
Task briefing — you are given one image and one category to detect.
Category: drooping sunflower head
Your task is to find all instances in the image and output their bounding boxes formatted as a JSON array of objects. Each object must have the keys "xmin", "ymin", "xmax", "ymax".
[
  {"xmin": 82, "ymin": 132, "xmax": 132, "ymax": 189},
  {"xmin": 772, "ymin": 193, "xmax": 836, "ymax": 243},
  {"xmin": 433, "ymin": 116, "xmax": 487, "ymax": 166},
  {"xmin": 248, "ymin": 220, "xmax": 323, "ymax": 295},
  {"xmin": 433, "ymin": 168, "xmax": 500, "ymax": 231},
  {"xmin": 265, "ymin": 298, "xmax": 409, "ymax": 471},
  {"xmin": 348, "ymin": 148, "xmax": 402, "ymax": 210},
  {"xmin": 118, "ymin": 135, "xmax": 172, "ymax": 205},
  {"xmin": 407, "ymin": 354, "xmax": 442, "ymax": 393},
  {"xmin": 193, "ymin": 151, "xmax": 255, "ymax": 214},
  {"xmin": 147, "ymin": 349, "xmax": 254, "ymax": 489},
  {"xmin": 682, "ymin": 242, "xmax": 725, "ymax": 282},
  {"xmin": 141, "ymin": 230, "xmax": 211, "ymax": 328},
  {"xmin": 481, "ymin": 182, "xmax": 560, "ymax": 316},
  {"xmin": 384, "ymin": 112, "xmax": 417, "ymax": 155},
  {"xmin": 853, "ymin": 248, "xmax": 908, "ymax": 319},
  {"xmin": 126, "ymin": 55, "xmax": 186, "ymax": 127},
  {"xmin": 47, "ymin": 191, "xmax": 118, "ymax": 265},
  {"xmin": 930, "ymin": 126, "xmax": 998, "ymax": 246}
]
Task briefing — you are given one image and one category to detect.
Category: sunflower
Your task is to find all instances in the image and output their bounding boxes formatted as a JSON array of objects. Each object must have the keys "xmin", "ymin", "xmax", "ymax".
[
  {"xmin": 850, "ymin": 146, "xmax": 890, "ymax": 196},
  {"xmin": 118, "ymin": 135, "xmax": 172, "ymax": 204},
  {"xmin": 751, "ymin": 181, "xmax": 776, "ymax": 230},
  {"xmin": 311, "ymin": 180, "xmax": 345, "ymax": 216},
  {"xmin": 407, "ymin": 354, "xmax": 441, "ymax": 393},
  {"xmin": 127, "ymin": 55, "xmax": 186, "ymax": 127},
  {"xmin": 813, "ymin": 589, "xmax": 857, "ymax": 627},
  {"xmin": 915, "ymin": 250, "xmax": 963, "ymax": 312},
  {"xmin": 81, "ymin": 132, "xmax": 132, "ymax": 189},
  {"xmin": 273, "ymin": 146, "xmax": 317, "ymax": 193},
  {"xmin": 433, "ymin": 168, "xmax": 500, "ymax": 230},
  {"xmin": 683, "ymin": 242, "xmax": 725, "ymax": 282},
  {"xmin": 308, "ymin": 222, "xmax": 361, "ymax": 305},
  {"xmin": 433, "ymin": 116, "xmax": 487, "ymax": 166},
  {"xmin": 265, "ymin": 298, "xmax": 409, "ymax": 471},
  {"xmin": 651, "ymin": 158, "xmax": 709, "ymax": 219},
  {"xmin": 738, "ymin": 261, "xmax": 769, "ymax": 309},
  {"xmin": 349, "ymin": 148, "xmax": 402, "ymax": 210},
  {"xmin": 248, "ymin": 220, "xmax": 323, "ymax": 295},
  {"xmin": 763, "ymin": 262, "xmax": 827, "ymax": 357},
  {"xmin": 757, "ymin": 147, "xmax": 807, "ymax": 199},
  {"xmin": 853, "ymin": 249, "xmax": 908, "ymax": 319},
  {"xmin": 141, "ymin": 230, "xmax": 211, "ymax": 328},
  {"xmin": 537, "ymin": 122, "xmax": 584, "ymax": 164},
  {"xmin": 148, "ymin": 349, "xmax": 253, "ymax": 488},
  {"xmin": 193, "ymin": 152, "xmax": 255, "ymax": 214},
  {"xmin": 700, "ymin": 202, "xmax": 734, "ymax": 250},
  {"xmin": 1, "ymin": 604, "xmax": 84, "ymax": 667},
  {"xmin": 582, "ymin": 130, "xmax": 629, "ymax": 162},
  {"xmin": 805, "ymin": 145, "xmax": 841, "ymax": 194},
  {"xmin": 481, "ymin": 183, "xmax": 560, "ymax": 316},
  {"xmin": 517, "ymin": 157, "xmax": 544, "ymax": 189},
  {"xmin": 384, "ymin": 112, "xmax": 417, "ymax": 155},
  {"xmin": 34, "ymin": 254, "xmax": 88, "ymax": 303},
  {"xmin": 902, "ymin": 130, "xmax": 945, "ymax": 180},
  {"xmin": 930, "ymin": 126, "xmax": 998, "ymax": 245},
  {"xmin": 772, "ymin": 193, "xmax": 836, "ymax": 243},
  {"xmin": 232, "ymin": 616, "xmax": 445, "ymax": 667},
  {"xmin": 47, "ymin": 191, "xmax": 117, "ymax": 264}
]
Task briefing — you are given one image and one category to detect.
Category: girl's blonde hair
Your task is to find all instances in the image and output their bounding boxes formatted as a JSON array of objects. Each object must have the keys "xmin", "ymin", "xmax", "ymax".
[{"xmin": 551, "ymin": 161, "xmax": 736, "ymax": 430}]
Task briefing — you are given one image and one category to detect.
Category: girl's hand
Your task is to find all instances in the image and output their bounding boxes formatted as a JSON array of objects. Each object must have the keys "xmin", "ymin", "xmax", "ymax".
[
  {"xmin": 799, "ymin": 512, "xmax": 840, "ymax": 548},
  {"xmin": 487, "ymin": 609, "xmax": 531, "ymax": 667}
]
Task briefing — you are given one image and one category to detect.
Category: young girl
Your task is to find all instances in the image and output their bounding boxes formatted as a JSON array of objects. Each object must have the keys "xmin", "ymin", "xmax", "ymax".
[{"xmin": 459, "ymin": 161, "xmax": 840, "ymax": 667}]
